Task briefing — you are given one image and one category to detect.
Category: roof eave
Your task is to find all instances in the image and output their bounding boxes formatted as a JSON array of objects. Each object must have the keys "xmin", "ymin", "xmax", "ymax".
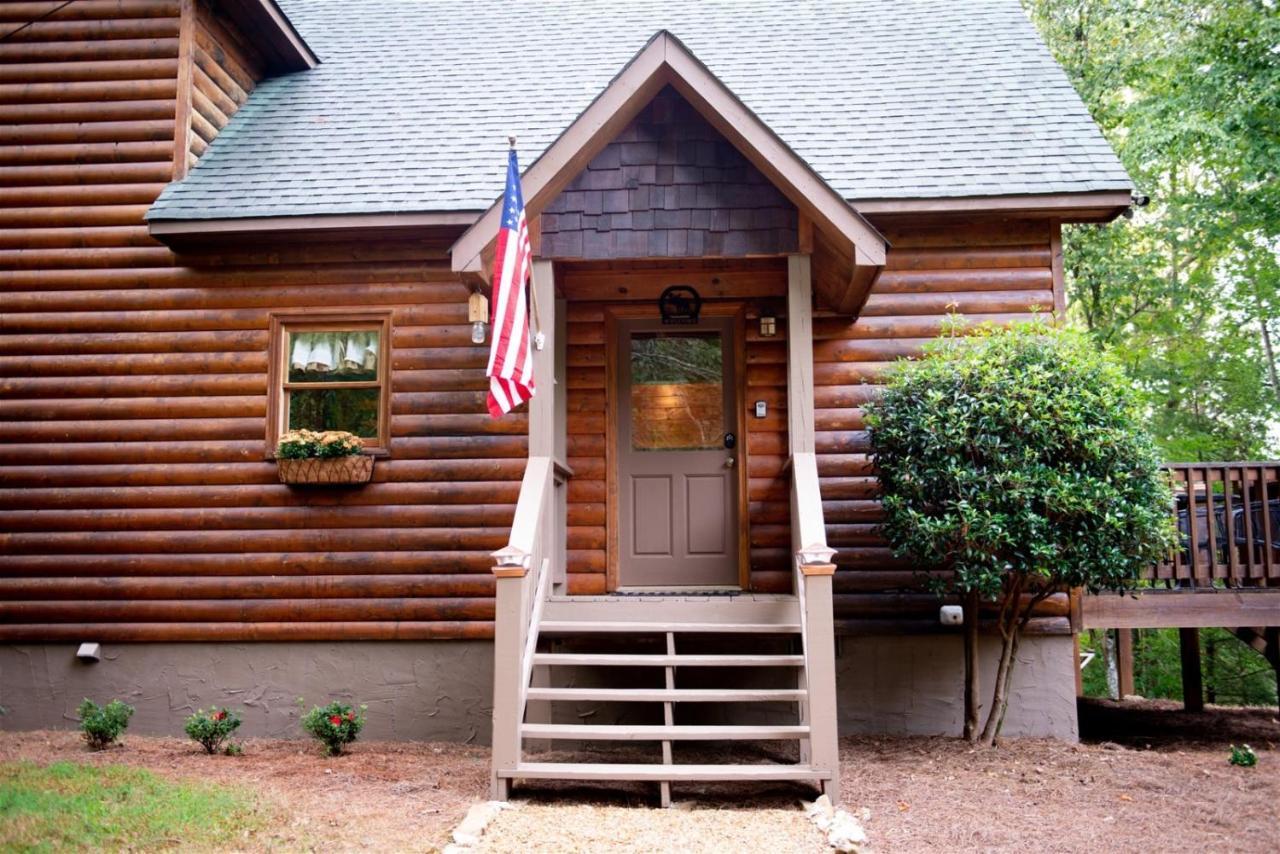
[
  {"xmin": 216, "ymin": 0, "xmax": 319, "ymax": 73},
  {"xmin": 853, "ymin": 190, "xmax": 1134, "ymax": 223}
]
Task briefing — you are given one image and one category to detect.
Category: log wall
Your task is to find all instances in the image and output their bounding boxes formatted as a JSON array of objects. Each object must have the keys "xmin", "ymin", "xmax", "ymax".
[{"xmin": 0, "ymin": 0, "xmax": 511, "ymax": 642}]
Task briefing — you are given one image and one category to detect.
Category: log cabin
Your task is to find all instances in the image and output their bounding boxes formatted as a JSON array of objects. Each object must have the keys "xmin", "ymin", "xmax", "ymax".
[{"xmin": 2, "ymin": 0, "xmax": 1278, "ymax": 800}]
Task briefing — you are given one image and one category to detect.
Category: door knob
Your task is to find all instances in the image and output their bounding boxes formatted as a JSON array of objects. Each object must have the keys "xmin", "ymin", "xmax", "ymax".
[{"xmin": 724, "ymin": 457, "xmax": 735, "ymax": 469}]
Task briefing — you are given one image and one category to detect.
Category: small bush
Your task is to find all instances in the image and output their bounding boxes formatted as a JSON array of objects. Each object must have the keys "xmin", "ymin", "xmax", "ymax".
[
  {"xmin": 183, "ymin": 708, "xmax": 242, "ymax": 755},
  {"xmin": 276, "ymin": 429, "xmax": 363, "ymax": 459},
  {"xmin": 76, "ymin": 699, "xmax": 134, "ymax": 751},
  {"xmin": 300, "ymin": 701, "xmax": 366, "ymax": 756},
  {"xmin": 1229, "ymin": 744, "xmax": 1258, "ymax": 767}
]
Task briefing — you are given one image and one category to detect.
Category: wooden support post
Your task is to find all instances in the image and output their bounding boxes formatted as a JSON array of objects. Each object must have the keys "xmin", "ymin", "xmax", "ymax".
[
  {"xmin": 1179, "ymin": 627, "xmax": 1204, "ymax": 713},
  {"xmin": 1265, "ymin": 627, "xmax": 1280, "ymax": 716},
  {"xmin": 800, "ymin": 563, "xmax": 840, "ymax": 797},
  {"xmin": 1116, "ymin": 628, "xmax": 1135, "ymax": 698},
  {"xmin": 489, "ymin": 561, "xmax": 530, "ymax": 799},
  {"xmin": 786, "ymin": 254, "xmax": 816, "ymax": 456},
  {"xmin": 529, "ymin": 260, "xmax": 557, "ymax": 458}
]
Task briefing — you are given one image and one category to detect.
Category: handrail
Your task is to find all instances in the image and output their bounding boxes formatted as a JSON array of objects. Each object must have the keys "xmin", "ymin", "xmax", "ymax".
[
  {"xmin": 788, "ymin": 451, "xmax": 839, "ymax": 795},
  {"xmin": 488, "ymin": 454, "xmax": 567, "ymax": 798}
]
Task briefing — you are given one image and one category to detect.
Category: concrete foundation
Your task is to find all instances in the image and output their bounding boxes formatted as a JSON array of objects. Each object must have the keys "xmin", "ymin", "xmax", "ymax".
[
  {"xmin": 0, "ymin": 641, "xmax": 494, "ymax": 743},
  {"xmin": 835, "ymin": 634, "xmax": 1079, "ymax": 740},
  {"xmin": 0, "ymin": 633, "xmax": 1077, "ymax": 742}
]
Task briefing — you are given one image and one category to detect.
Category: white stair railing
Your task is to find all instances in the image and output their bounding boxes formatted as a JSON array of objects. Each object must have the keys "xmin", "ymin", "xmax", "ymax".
[
  {"xmin": 489, "ymin": 455, "xmax": 568, "ymax": 799},
  {"xmin": 790, "ymin": 451, "xmax": 841, "ymax": 795}
]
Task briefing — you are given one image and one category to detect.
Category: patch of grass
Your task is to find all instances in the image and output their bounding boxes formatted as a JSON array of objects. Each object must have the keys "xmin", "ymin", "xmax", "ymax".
[{"xmin": 0, "ymin": 760, "xmax": 271, "ymax": 852}]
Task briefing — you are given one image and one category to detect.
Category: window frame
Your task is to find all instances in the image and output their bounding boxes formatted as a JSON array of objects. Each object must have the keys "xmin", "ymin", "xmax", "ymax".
[{"xmin": 266, "ymin": 311, "xmax": 393, "ymax": 459}]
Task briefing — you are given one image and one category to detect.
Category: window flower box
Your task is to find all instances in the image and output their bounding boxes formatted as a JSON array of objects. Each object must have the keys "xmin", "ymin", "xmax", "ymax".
[{"xmin": 275, "ymin": 429, "xmax": 373, "ymax": 486}]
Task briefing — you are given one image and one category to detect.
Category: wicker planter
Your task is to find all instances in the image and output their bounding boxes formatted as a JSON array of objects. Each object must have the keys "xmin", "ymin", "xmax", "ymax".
[{"xmin": 277, "ymin": 455, "xmax": 373, "ymax": 485}]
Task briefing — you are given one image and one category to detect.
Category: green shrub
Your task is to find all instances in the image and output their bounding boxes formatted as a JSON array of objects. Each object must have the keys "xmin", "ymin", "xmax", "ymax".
[
  {"xmin": 1229, "ymin": 744, "xmax": 1258, "ymax": 767},
  {"xmin": 300, "ymin": 701, "xmax": 366, "ymax": 756},
  {"xmin": 183, "ymin": 708, "xmax": 242, "ymax": 755},
  {"xmin": 76, "ymin": 699, "xmax": 134, "ymax": 751},
  {"xmin": 867, "ymin": 319, "xmax": 1176, "ymax": 743}
]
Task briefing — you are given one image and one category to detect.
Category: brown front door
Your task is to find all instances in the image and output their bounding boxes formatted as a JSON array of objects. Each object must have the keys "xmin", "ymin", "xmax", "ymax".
[{"xmin": 616, "ymin": 317, "xmax": 739, "ymax": 588}]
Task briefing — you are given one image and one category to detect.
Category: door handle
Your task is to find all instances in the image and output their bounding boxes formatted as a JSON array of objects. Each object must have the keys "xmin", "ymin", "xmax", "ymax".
[{"xmin": 723, "ymin": 457, "xmax": 735, "ymax": 469}]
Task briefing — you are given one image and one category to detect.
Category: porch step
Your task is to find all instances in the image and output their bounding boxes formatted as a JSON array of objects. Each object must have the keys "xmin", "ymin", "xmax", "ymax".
[
  {"xmin": 503, "ymin": 762, "xmax": 824, "ymax": 782},
  {"xmin": 532, "ymin": 653, "xmax": 805, "ymax": 667},
  {"xmin": 526, "ymin": 687, "xmax": 805, "ymax": 703},
  {"xmin": 521, "ymin": 723, "xmax": 810, "ymax": 741},
  {"xmin": 538, "ymin": 620, "xmax": 801, "ymax": 634}
]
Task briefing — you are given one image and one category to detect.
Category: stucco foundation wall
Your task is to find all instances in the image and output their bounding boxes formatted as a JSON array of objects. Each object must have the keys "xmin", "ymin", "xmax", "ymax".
[
  {"xmin": 836, "ymin": 634, "xmax": 1079, "ymax": 740},
  {"xmin": 0, "ymin": 641, "xmax": 494, "ymax": 744}
]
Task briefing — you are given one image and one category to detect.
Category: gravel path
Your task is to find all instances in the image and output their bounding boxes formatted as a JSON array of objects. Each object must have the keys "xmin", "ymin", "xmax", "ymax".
[{"xmin": 474, "ymin": 801, "xmax": 827, "ymax": 853}]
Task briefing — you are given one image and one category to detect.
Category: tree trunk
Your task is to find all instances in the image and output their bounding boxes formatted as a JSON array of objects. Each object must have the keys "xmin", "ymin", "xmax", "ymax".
[
  {"xmin": 962, "ymin": 589, "xmax": 981, "ymax": 742},
  {"xmin": 978, "ymin": 576, "xmax": 1025, "ymax": 745},
  {"xmin": 1104, "ymin": 628, "xmax": 1119, "ymax": 699}
]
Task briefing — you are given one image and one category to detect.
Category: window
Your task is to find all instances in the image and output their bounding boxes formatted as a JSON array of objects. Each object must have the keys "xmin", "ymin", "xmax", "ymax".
[{"xmin": 267, "ymin": 313, "xmax": 391, "ymax": 456}]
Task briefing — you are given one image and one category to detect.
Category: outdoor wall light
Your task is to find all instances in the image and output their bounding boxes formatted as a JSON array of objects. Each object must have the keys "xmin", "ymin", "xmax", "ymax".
[
  {"xmin": 468, "ymin": 291, "xmax": 489, "ymax": 344},
  {"xmin": 76, "ymin": 642, "xmax": 101, "ymax": 663},
  {"xmin": 759, "ymin": 312, "xmax": 777, "ymax": 337}
]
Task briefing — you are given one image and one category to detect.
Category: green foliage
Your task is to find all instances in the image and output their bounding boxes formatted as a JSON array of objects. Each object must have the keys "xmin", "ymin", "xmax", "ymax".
[
  {"xmin": 866, "ymin": 320, "xmax": 1176, "ymax": 599},
  {"xmin": 1023, "ymin": 0, "xmax": 1280, "ymax": 461},
  {"xmin": 183, "ymin": 708, "xmax": 242, "ymax": 756},
  {"xmin": 275, "ymin": 428, "xmax": 364, "ymax": 459},
  {"xmin": 75, "ymin": 699, "xmax": 134, "ymax": 751},
  {"xmin": 299, "ymin": 701, "xmax": 366, "ymax": 756},
  {"xmin": 1229, "ymin": 744, "xmax": 1258, "ymax": 767},
  {"xmin": 1080, "ymin": 627, "xmax": 1279, "ymax": 705},
  {"xmin": 0, "ymin": 761, "xmax": 269, "ymax": 851}
]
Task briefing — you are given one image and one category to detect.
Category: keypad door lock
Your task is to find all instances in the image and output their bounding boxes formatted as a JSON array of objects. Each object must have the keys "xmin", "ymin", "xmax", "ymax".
[{"xmin": 723, "ymin": 432, "xmax": 736, "ymax": 449}]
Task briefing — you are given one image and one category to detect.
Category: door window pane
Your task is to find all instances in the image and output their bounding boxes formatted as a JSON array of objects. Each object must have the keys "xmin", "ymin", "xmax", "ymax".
[
  {"xmin": 287, "ymin": 387, "xmax": 381, "ymax": 438},
  {"xmin": 630, "ymin": 333, "xmax": 723, "ymax": 451}
]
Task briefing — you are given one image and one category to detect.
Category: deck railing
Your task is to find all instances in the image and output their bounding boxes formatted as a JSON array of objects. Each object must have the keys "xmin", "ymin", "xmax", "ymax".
[
  {"xmin": 1152, "ymin": 462, "xmax": 1280, "ymax": 587},
  {"xmin": 789, "ymin": 451, "xmax": 840, "ymax": 794},
  {"xmin": 488, "ymin": 455, "xmax": 569, "ymax": 799}
]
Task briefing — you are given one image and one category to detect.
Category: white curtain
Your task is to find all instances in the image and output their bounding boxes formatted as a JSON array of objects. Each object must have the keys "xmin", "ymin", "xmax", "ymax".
[{"xmin": 290, "ymin": 331, "xmax": 379, "ymax": 374}]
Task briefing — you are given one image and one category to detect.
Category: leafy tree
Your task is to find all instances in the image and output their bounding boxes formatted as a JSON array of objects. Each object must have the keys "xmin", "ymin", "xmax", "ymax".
[
  {"xmin": 1024, "ymin": 0, "xmax": 1280, "ymax": 460},
  {"xmin": 867, "ymin": 321, "xmax": 1175, "ymax": 744}
]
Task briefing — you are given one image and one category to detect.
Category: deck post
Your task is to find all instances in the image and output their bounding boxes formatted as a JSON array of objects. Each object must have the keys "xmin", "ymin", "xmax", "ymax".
[
  {"xmin": 529, "ymin": 259, "xmax": 556, "ymax": 458},
  {"xmin": 786, "ymin": 254, "xmax": 816, "ymax": 456},
  {"xmin": 1116, "ymin": 628, "xmax": 1134, "ymax": 698},
  {"xmin": 489, "ymin": 555, "xmax": 531, "ymax": 799},
  {"xmin": 1178, "ymin": 627, "xmax": 1204, "ymax": 713}
]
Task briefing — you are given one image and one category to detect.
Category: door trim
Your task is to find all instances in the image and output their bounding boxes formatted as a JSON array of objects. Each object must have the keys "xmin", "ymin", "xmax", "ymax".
[{"xmin": 603, "ymin": 302, "xmax": 750, "ymax": 592}]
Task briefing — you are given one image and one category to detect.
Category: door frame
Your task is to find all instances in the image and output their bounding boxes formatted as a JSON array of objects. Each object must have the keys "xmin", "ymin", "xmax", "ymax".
[{"xmin": 604, "ymin": 302, "xmax": 750, "ymax": 592}]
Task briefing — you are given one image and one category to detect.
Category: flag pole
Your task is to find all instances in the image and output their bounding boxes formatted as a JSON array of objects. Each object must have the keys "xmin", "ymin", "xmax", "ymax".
[{"xmin": 510, "ymin": 135, "xmax": 544, "ymax": 342}]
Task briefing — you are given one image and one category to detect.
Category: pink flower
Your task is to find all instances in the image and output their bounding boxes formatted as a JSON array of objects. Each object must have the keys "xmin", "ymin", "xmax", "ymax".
[
  {"xmin": 213, "ymin": 710, "xmax": 226, "ymax": 722},
  {"xmin": 329, "ymin": 715, "xmax": 342, "ymax": 726}
]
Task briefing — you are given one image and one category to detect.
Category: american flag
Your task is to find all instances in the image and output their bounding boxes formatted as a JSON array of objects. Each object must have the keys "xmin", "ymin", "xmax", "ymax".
[{"xmin": 486, "ymin": 148, "xmax": 535, "ymax": 418}]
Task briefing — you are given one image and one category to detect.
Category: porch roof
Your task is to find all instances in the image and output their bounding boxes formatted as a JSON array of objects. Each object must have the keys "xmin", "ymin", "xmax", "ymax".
[{"xmin": 146, "ymin": 0, "xmax": 1134, "ymax": 224}]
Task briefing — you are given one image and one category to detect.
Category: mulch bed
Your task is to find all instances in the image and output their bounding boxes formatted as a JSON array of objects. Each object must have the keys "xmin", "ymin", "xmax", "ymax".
[
  {"xmin": 3, "ymin": 699, "xmax": 1278, "ymax": 852},
  {"xmin": 840, "ymin": 698, "xmax": 1280, "ymax": 853}
]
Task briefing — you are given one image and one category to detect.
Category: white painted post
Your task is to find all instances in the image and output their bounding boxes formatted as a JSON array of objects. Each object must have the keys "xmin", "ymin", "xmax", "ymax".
[
  {"xmin": 787, "ymin": 254, "xmax": 816, "ymax": 456},
  {"xmin": 529, "ymin": 260, "xmax": 556, "ymax": 458},
  {"xmin": 799, "ymin": 562, "xmax": 841, "ymax": 796},
  {"xmin": 489, "ymin": 556, "xmax": 529, "ymax": 799}
]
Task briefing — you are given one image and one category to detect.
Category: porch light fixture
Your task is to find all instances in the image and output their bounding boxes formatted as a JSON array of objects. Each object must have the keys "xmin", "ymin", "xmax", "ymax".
[
  {"xmin": 759, "ymin": 312, "xmax": 777, "ymax": 337},
  {"xmin": 468, "ymin": 291, "xmax": 489, "ymax": 344}
]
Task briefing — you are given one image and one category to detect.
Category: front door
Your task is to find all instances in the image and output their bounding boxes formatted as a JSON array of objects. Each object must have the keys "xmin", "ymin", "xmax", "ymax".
[{"xmin": 616, "ymin": 317, "xmax": 739, "ymax": 588}]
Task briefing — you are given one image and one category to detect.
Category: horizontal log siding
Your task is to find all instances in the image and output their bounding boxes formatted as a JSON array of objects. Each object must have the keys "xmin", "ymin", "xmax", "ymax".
[
  {"xmin": 187, "ymin": 0, "xmax": 260, "ymax": 166},
  {"xmin": 0, "ymin": 0, "xmax": 509, "ymax": 641},
  {"xmin": 815, "ymin": 218, "xmax": 1068, "ymax": 634}
]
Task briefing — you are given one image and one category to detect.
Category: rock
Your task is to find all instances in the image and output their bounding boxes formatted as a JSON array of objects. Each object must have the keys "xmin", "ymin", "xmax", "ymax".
[
  {"xmin": 827, "ymin": 811, "xmax": 869, "ymax": 853},
  {"xmin": 450, "ymin": 800, "xmax": 510, "ymax": 848}
]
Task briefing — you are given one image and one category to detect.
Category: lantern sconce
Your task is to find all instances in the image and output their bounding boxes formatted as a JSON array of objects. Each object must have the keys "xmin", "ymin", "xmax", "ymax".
[
  {"xmin": 759, "ymin": 310, "xmax": 777, "ymax": 338},
  {"xmin": 469, "ymin": 291, "xmax": 489, "ymax": 344}
]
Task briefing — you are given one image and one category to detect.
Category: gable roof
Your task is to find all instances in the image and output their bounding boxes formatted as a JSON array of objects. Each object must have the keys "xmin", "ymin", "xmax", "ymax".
[
  {"xmin": 146, "ymin": 0, "xmax": 1133, "ymax": 224},
  {"xmin": 451, "ymin": 31, "xmax": 885, "ymax": 310}
]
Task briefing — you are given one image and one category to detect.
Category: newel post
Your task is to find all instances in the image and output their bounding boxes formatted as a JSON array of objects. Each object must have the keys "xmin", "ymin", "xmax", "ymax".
[
  {"xmin": 489, "ymin": 547, "xmax": 530, "ymax": 799},
  {"xmin": 798, "ymin": 552, "xmax": 840, "ymax": 796}
]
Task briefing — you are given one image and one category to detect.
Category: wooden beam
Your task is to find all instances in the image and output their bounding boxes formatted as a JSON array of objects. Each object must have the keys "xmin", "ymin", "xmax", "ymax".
[
  {"xmin": 170, "ymin": 0, "xmax": 195, "ymax": 180},
  {"xmin": 1082, "ymin": 590, "xmax": 1280, "ymax": 629},
  {"xmin": 1179, "ymin": 627, "xmax": 1204, "ymax": 712}
]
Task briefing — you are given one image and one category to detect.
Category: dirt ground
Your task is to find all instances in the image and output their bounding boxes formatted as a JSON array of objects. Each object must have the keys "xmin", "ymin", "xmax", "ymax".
[
  {"xmin": 0, "ymin": 730, "xmax": 489, "ymax": 851},
  {"xmin": 3, "ymin": 699, "xmax": 1278, "ymax": 852}
]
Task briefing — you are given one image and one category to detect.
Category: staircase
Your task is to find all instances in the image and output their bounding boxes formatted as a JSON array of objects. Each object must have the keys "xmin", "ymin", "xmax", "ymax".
[
  {"xmin": 500, "ymin": 594, "xmax": 830, "ymax": 805},
  {"xmin": 487, "ymin": 452, "xmax": 842, "ymax": 804}
]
